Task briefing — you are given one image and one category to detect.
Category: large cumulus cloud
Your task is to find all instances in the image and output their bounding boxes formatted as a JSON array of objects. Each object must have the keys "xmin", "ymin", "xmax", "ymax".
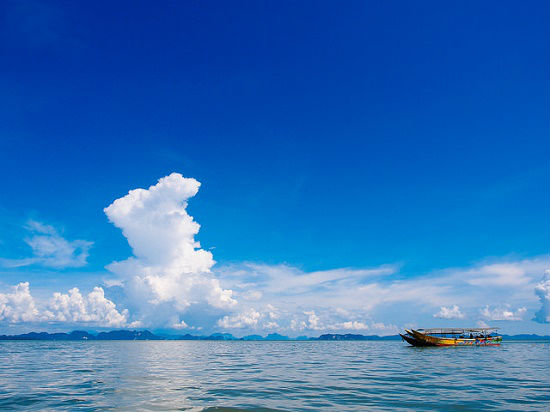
[{"xmin": 104, "ymin": 173, "xmax": 236, "ymax": 327}]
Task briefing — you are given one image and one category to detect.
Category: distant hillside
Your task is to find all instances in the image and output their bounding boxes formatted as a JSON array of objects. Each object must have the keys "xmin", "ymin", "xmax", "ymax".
[
  {"xmin": 0, "ymin": 330, "xmax": 548, "ymax": 341},
  {"xmin": 0, "ymin": 330, "xmax": 163, "ymax": 341}
]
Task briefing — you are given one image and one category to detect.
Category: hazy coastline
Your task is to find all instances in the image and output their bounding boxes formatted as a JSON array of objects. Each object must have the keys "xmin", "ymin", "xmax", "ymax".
[{"xmin": 1, "ymin": 330, "xmax": 548, "ymax": 341}]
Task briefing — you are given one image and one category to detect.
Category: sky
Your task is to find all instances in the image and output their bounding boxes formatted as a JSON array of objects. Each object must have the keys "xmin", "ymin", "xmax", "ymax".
[{"xmin": 0, "ymin": 0, "xmax": 548, "ymax": 336}]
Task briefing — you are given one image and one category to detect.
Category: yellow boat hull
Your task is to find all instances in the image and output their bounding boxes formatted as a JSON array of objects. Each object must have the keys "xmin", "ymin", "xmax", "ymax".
[{"xmin": 407, "ymin": 329, "xmax": 501, "ymax": 347}]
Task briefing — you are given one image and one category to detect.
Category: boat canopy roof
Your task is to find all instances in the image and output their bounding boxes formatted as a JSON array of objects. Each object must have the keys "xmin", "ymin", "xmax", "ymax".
[{"xmin": 417, "ymin": 327, "xmax": 499, "ymax": 335}]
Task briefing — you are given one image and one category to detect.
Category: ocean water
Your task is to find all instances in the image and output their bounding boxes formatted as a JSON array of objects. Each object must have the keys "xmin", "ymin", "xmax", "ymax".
[{"xmin": 0, "ymin": 341, "xmax": 548, "ymax": 412}]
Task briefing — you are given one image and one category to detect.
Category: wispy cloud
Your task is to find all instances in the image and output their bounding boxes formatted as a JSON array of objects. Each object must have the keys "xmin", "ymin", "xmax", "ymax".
[
  {"xmin": 0, "ymin": 221, "xmax": 92, "ymax": 269},
  {"xmin": 480, "ymin": 305, "xmax": 527, "ymax": 321},
  {"xmin": 213, "ymin": 256, "xmax": 548, "ymax": 333}
]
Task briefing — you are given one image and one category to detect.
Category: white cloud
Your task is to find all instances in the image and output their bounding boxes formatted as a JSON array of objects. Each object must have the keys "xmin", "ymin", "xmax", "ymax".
[
  {"xmin": 171, "ymin": 320, "xmax": 189, "ymax": 329},
  {"xmin": 0, "ymin": 283, "xmax": 131, "ymax": 327},
  {"xmin": 433, "ymin": 305, "xmax": 465, "ymax": 319},
  {"xmin": 289, "ymin": 319, "xmax": 307, "ymax": 331},
  {"xmin": 216, "ymin": 262, "xmax": 411, "ymax": 313},
  {"xmin": 0, "ymin": 282, "xmax": 40, "ymax": 322},
  {"xmin": 480, "ymin": 305, "xmax": 527, "ymax": 321},
  {"xmin": 45, "ymin": 287, "xmax": 130, "ymax": 327},
  {"xmin": 289, "ymin": 311, "xmax": 324, "ymax": 332},
  {"xmin": 266, "ymin": 304, "xmax": 279, "ymax": 319},
  {"xmin": 370, "ymin": 322, "xmax": 399, "ymax": 333},
  {"xmin": 128, "ymin": 320, "xmax": 143, "ymax": 328},
  {"xmin": 303, "ymin": 310, "xmax": 323, "ymax": 330},
  {"xmin": 217, "ymin": 261, "xmax": 456, "ymax": 333},
  {"xmin": 264, "ymin": 321, "xmax": 279, "ymax": 329},
  {"xmin": 241, "ymin": 290, "xmax": 263, "ymax": 301},
  {"xmin": 464, "ymin": 262, "xmax": 538, "ymax": 287},
  {"xmin": 103, "ymin": 279, "xmax": 124, "ymax": 287},
  {"xmin": 287, "ymin": 310, "xmax": 395, "ymax": 333},
  {"xmin": 104, "ymin": 174, "xmax": 213, "ymax": 272},
  {"xmin": 476, "ymin": 320, "xmax": 490, "ymax": 328},
  {"xmin": 214, "ymin": 256, "xmax": 547, "ymax": 334},
  {"xmin": 218, "ymin": 263, "xmax": 398, "ymax": 296},
  {"xmin": 533, "ymin": 270, "xmax": 550, "ymax": 323},
  {"xmin": 333, "ymin": 321, "xmax": 370, "ymax": 330},
  {"xmin": 0, "ymin": 221, "xmax": 92, "ymax": 269},
  {"xmin": 104, "ymin": 173, "xmax": 236, "ymax": 327},
  {"xmin": 217, "ymin": 308, "xmax": 261, "ymax": 329}
]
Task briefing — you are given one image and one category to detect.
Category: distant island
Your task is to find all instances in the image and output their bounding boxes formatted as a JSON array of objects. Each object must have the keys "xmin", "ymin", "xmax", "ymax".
[{"xmin": 0, "ymin": 330, "xmax": 548, "ymax": 341}]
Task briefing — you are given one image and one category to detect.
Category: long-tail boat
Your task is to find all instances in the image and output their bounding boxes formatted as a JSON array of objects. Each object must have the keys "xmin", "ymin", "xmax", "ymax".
[{"xmin": 400, "ymin": 328, "xmax": 502, "ymax": 347}]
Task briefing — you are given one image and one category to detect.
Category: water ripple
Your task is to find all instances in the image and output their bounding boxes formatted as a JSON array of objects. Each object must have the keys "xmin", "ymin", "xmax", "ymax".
[{"xmin": 0, "ymin": 341, "xmax": 548, "ymax": 411}]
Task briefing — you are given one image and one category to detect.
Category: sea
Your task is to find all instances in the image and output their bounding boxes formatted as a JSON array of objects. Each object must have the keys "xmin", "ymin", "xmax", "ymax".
[{"xmin": 0, "ymin": 340, "xmax": 548, "ymax": 411}]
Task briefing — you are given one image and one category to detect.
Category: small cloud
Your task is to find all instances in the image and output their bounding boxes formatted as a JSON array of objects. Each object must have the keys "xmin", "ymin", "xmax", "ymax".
[
  {"xmin": 370, "ymin": 322, "xmax": 399, "ymax": 333},
  {"xmin": 172, "ymin": 320, "xmax": 189, "ymax": 329},
  {"xmin": 480, "ymin": 305, "xmax": 527, "ymax": 321},
  {"xmin": 476, "ymin": 320, "xmax": 490, "ymax": 328},
  {"xmin": 241, "ymin": 290, "xmax": 263, "ymax": 301},
  {"xmin": 266, "ymin": 304, "xmax": 279, "ymax": 319},
  {"xmin": 333, "ymin": 321, "xmax": 370, "ymax": 330},
  {"xmin": 433, "ymin": 305, "xmax": 465, "ymax": 319},
  {"xmin": 103, "ymin": 279, "xmax": 124, "ymax": 288},
  {"xmin": 217, "ymin": 308, "xmax": 261, "ymax": 329},
  {"xmin": 287, "ymin": 310, "xmax": 397, "ymax": 334}
]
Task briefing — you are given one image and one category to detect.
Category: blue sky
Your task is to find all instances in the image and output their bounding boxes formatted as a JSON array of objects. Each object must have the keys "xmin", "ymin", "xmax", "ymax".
[{"xmin": 0, "ymin": 0, "xmax": 548, "ymax": 335}]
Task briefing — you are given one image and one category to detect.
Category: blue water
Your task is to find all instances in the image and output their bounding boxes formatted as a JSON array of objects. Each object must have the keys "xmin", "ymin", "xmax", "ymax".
[{"xmin": 0, "ymin": 341, "xmax": 548, "ymax": 411}]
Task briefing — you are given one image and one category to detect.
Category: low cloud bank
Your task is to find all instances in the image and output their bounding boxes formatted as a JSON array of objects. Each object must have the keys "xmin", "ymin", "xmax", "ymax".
[{"xmin": 0, "ymin": 282, "xmax": 132, "ymax": 327}]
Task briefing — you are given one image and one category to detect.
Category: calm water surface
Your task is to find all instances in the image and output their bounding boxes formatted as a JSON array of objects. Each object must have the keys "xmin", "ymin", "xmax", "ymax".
[{"xmin": 0, "ymin": 341, "xmax": 548, "ymax": 411}]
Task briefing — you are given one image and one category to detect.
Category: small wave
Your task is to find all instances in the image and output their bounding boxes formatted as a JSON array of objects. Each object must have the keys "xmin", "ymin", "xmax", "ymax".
[{"xmin": 201, "ymin": 408, "xmax": 288, "ymax": 412}]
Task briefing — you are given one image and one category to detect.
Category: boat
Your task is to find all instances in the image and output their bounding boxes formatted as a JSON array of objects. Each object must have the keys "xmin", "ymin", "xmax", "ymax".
[{"xmin": 400, "ymin": 327, "xmax": 502, "ymax": 347}]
